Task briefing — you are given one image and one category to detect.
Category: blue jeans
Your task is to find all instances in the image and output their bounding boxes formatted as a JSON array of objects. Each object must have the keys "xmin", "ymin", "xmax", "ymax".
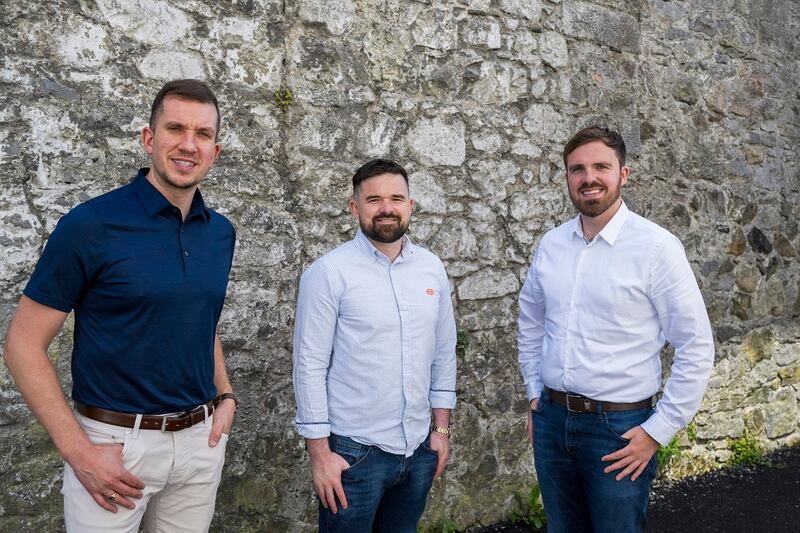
[
  {"xmin": 532, "ymin": 391, "xmax": 657, "ymax": 533},
  {"xmin": 319, "ymin": 434, "xmax": 438, "ymax": 533}
]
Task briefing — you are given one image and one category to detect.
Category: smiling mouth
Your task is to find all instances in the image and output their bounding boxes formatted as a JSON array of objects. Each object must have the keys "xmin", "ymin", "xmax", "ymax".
[
  {"xmin": 172, "ymin": 158, "xmax": 197, "ymax": 170},
  {"xmin": 579, "ymin": 186, "xmax": 605, "ymax": 199}
]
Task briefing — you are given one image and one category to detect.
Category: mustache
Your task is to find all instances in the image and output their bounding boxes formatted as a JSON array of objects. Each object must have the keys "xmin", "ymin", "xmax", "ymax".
[{"xmin": 578, "ymin": 181, "xmax": 607, "ymax": 192}]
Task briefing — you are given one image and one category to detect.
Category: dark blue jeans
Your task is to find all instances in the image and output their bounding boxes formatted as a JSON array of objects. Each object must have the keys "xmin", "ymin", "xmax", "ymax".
[
  {"xmin": 532, "ymin": 391, "xmax": 657, "ymax": 533},
  {"xmin": 319, "ymin": 434, "xmax": 438, "ymax": 533}
]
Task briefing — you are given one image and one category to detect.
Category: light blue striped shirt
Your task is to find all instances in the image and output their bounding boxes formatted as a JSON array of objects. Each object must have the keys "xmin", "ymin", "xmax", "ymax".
[{"xmin": 293, "ymin": 230, "xmax": 457, "ymax": 456}]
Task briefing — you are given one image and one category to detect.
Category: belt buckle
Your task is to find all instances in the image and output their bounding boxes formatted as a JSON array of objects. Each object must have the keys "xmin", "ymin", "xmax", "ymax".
[
  {"xmin": 566, "ymin": 393, "xmax": 591, "ymax": 412},
  {"xmin": 160, "ymin": 411, "xmax": 190, "ymax": 432}
]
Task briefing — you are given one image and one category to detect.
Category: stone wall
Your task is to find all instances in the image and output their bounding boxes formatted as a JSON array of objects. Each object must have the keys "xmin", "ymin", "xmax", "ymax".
[{"xmin": 1, "ymin": 0, "xmax": 798, "ymax": 531}]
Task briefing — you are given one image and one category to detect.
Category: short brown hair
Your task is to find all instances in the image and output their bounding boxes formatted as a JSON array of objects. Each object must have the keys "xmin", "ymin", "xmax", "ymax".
[
  {"xmin": 352, "ymin": 159, "xmax": 409, "ymax": 197},
  {"xmin": 563, "ymin": 126, "xmax": 626, "ymax": 169},
  {"xmin": 149, "ymin": 79, "xmax": 220, "ymax": 139}
]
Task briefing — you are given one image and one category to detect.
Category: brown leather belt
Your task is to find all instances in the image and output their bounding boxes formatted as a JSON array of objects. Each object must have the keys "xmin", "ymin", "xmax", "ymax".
[
  {"xmin": 75, "ymin": 399, "xmax": 217, "ymax": 431},
  {"xmin": 545, "ymin": 387, "xmax": 656, "ymax": 413}
]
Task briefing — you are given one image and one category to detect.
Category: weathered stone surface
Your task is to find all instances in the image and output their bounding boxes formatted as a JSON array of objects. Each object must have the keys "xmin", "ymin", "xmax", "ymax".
[
  {"xmin": 457, "ymin": 269, "xmax": 520, "ymax": 301},
  {"xmin": 743, "ymin": 328, "xmax": 776, "ymax": 365},
  {"xmin": 748, "ymin": 227, "xmax": 773, "ymax": 254},
  {"xmin": 764, "ymin": 388, "xmax": 799, "ymax": 438},
  {"xmin": 1, "ymin": 0, "xmax": 799, "ymax": 530},
  {"xmin": 297, "ymin": 0, "xmax": 355, "ymax": 36},
  {"xmin": 562, "ymin": 1, "xmax": 641, "ymax": 53},
  {"xmin": 406, "ymin": 118, "xmax": 466, "ymax": 167}
]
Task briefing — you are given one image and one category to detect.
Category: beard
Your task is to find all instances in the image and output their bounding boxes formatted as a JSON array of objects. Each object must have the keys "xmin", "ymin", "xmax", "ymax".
[
  {"xmin": 569, "ymin": 180, "xmax": 621, "ymax": 218},
  {"xmin": 360, "ymin": 213, "xmax": 409, "ymax": 243}
]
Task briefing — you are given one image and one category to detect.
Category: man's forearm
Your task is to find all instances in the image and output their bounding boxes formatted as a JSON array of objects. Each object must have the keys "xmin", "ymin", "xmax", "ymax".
[
  {"xmin": 432, "ymin": 408, "xmax": 450, "ymax": 427},
  {"xmin": 212, "ymin": 334, "xmax": 233, "ymax": 395},
  {"xmin": 3, "ymin": 299, "xmax": 90, "ymax": 465}
]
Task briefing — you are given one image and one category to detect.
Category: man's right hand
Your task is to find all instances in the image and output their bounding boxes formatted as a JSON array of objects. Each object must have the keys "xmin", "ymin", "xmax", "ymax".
[
  {"xmin": 69, "ymin": 442, "xmax": 145, "ymax": 513},
  {"xmin": 307, "ymin": 439, "xmax": 349, "ymax": 513},
  {"xmin": 528, "ymin": 398, "xmax": 539, "ymax": 447}
]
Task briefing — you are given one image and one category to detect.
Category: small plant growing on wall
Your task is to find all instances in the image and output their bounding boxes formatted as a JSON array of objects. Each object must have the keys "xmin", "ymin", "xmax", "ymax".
[
  {"xmin": 511, "ymin": 483, "xmax": 546, "ymax": 531},
  {"xmin": 726, "ymin": 431, "xmax": 765, "ymax": 467},
  {"xmin": 657, "ymin": 435, "xmax": 682, "ymax": 473},
  {"xmin": 274, "ymin": 88, "xmax": 293, "ymax": 111}
]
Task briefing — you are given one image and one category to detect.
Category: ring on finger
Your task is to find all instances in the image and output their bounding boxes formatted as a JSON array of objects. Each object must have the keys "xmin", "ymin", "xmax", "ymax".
[{"xmin": 107, "ymin": 492, "xmax": 118, "ymax": 502}]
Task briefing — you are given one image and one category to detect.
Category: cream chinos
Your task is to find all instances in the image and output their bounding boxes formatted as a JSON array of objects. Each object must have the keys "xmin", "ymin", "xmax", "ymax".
[{"xmin": 62, "ymin": 411, "xmax": 228, "ymax": 532}]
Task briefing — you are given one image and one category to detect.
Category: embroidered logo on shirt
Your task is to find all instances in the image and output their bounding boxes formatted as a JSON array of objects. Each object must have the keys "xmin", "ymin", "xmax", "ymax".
[{"xmin": 426, "ymin": 288, "xmax": 435, "ymax": 296}]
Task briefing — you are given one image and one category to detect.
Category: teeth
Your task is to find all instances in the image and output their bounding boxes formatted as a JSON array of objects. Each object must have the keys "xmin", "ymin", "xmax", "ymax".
[{"xmin": 173, "ymin": 159, "xmax": 195, "ymax": 169}]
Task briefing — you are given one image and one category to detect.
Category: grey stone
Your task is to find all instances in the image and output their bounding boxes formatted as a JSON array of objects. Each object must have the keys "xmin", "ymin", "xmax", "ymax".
[
  {"xmin": 297, "ymin": 0, "xmax": 355, "ymax": 36},
  {"xmin": 406, "ymin": 118, "xmax": 466, "ymax": 167},
  {"xmin": 2, "ymin": 0, "xmax": 800, "ymax": 529},
  {"xmin": 499, "ymin": 0, "xmax": 542, "ymax": 22},
  {"xmin": 457, "ymin": 269, "xmax": 520, "ymax": 300},
  {"xmin": 748, "ymin": 227, "xmax": 773, "ymax": 254},
  {"xmin": 562, "ymin": 2, "xmax": 641, "ymax": 53}
]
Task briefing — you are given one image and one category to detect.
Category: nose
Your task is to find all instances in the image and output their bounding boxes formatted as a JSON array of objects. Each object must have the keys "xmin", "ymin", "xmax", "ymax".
[{"xmin": 176, "ymin": 131, "xmax": 199, "ymax": 153}]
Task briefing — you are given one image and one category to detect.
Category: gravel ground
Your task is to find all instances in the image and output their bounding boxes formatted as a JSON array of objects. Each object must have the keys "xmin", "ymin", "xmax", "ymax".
[{"xmin": 471, "ymin": 445, "xmax": 800, "ymax": 533}]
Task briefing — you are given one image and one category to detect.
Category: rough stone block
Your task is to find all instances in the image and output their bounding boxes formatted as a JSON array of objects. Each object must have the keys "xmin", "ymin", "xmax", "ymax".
[
  {"xmin": 406, "ymin": 118, "xmax": 466, "ymax": 167},
  {"xmin": 562, "ymin": 1, "xmax": 641, "ymax": 53},
  {"xmin": 457, "ymin": 269, "xmax": 519, "ymax": 300}
]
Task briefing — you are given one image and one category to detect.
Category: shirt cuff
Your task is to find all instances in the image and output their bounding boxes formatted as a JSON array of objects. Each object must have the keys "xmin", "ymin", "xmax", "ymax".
[
  {"xmin": 640, "ymin": 409, "xmax": 680, "ymax": 446},
  {"xmin": 429, "ymin": 390, "xmax": 456, "ymax": 410},
  {"xmin": 296, "ymin": 421, "xmax": 331, "ymax": 440},
  {"xmin": 526, "ymin": 381, "xmax": 543, "ymax": 403}
]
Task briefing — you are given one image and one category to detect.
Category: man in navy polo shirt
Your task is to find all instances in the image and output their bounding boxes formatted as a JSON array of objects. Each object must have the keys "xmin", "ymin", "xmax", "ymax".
[{"xmin": 3, "ymin": 79, "xmax": 237, "ymax": 532}]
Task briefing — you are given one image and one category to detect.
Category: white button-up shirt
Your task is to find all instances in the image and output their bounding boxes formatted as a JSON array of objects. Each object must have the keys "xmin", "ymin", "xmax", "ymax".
[
  {"xmin": 293, "ymin": 230, "xmax": 457, "ymax": 456},
  {"xmin": 518, "ymin": 202, "xmax": 714, "ymax": 445}
]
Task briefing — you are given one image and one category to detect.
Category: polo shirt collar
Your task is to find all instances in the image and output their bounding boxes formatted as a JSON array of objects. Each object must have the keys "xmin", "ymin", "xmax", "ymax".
[
  {"xmin": 132, "ymin": 168, "xmax": 211, "ymax": 222},
  {"xmin": 572, "ymin": 200, "xmax": 630, "ymax": 246}
]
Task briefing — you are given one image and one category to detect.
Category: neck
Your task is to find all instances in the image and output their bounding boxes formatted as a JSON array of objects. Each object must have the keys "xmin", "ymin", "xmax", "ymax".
[
  {"xmin": 145, "ymin": 170, "xmax": 196, "ymax": 220},
  {"xmin": 580, "ymin": 199, "xmax": 622, "ymax": 241},
  {"xmin": 367, "ymin": 236, "xmax": 404, "ymax": 263}
]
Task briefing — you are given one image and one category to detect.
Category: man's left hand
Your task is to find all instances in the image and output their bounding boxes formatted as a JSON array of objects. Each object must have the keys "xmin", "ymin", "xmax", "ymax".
[
  {"xmin": 209, "ymin": 398, "xmax": 236, "ymax": 447},
  {"xmin": 601, "ymin": 425, "xmax": 659, "ymax": 481},
  {"xmin": 429, "ymin": 431, "xmax": 450, "ymax": 480}
]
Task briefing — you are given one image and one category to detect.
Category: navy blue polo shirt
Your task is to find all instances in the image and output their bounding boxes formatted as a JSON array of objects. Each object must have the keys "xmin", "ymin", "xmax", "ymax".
[{"xmin": 24, "ymin": 169, "xmax": 236, "ymax": 414}]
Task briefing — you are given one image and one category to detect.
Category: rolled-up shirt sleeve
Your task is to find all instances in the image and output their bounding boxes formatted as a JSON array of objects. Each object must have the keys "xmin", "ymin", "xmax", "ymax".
[
  {"xmin": 292, "ymin": 260, "xmax": 340, "ymax": 439},
  {"xmin": 429, "ymin": 264, "xmax": 457, "ymax": 409},
  {"xmin": 518, "ymin": 248, "xmax": 547, "ymax": 402},
  {"xmin": 640, "ymin": 235, "xmax": 715, "ymax": 445}
]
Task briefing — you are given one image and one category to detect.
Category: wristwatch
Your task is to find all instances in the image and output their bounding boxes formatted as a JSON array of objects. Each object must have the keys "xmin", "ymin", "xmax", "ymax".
[
  {"xmin": 432, "ymin": 425, "xmax": 451, "ymax": 437},
  {"xmin": 214, "ymin": 392, "xmax": 239, "ymax": 411}
]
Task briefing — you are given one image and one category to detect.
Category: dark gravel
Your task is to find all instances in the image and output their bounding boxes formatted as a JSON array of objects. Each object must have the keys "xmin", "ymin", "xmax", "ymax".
[{"xmin": 471, "ymin": 445, "xmax": 800, "ymax": 533}]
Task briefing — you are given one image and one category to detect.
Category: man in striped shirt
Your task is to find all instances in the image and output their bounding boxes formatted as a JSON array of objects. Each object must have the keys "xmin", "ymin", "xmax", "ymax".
[{"xmin": 293, "ymin": 159, "xmax": 457, "ymax": 533}]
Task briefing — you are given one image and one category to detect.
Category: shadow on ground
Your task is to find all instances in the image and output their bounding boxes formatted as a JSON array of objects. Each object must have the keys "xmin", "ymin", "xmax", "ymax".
[{"xmin": 472, "ymin": 445, "xmax": 800, "ymax": 533}]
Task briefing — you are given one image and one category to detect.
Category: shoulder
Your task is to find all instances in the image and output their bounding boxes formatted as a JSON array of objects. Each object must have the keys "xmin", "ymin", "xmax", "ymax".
[
  {"xmin": 533, "ymin": 218, "xmax": 575, "ymax": 258},
  {"xmin": 206, "ymin": 208, "xmax": 236, "ymax": 237},
  {"xmin": 302, "ymin": 239, "xmax": 356, "ymax": 280},
  {"xmin": 624, "ymin": 211, "xmax": 683, "ymax": 250}
]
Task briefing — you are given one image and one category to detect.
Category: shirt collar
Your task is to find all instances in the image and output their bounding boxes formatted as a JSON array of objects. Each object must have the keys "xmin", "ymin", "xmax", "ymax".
[
  {"xmin": 132, "ymin": 168, "xmax": 210, "ymax": 222},
  {"xmin": 353, "ymin": 228, "xmax": 415, "ymax": 263},
  {"xmin": 572, "ymin": 201, "xmax": 630, "ymax": 246}
]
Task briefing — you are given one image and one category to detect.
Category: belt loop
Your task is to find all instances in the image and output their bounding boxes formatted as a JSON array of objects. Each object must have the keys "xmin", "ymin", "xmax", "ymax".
[
  {"xmin": 202, "ymin": 403, "xmax": 209, "ymax": 425},
  {"xmin": 132, "ymin": 413, "xmax": 143, "ymax": 439}
]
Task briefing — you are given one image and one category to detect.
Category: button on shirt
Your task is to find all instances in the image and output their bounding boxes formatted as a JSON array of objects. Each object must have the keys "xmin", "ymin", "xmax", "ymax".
[
  {"xmin": 24, "ymin": 169, "xmax": 236, "ymax": 414},
  {"xmin": 293, "ymin": 230, "xmax": 457, "ymax": 457},
  {"xmin": 518, "ymin": 202, "xmax": 714, "ymax": 445}
]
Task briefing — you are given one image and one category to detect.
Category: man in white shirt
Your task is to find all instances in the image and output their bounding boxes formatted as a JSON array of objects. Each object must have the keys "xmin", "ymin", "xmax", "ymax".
[
  {"xmin": 518, "ymin": 126, "xmax": 714, "ymax": 532},
  {"xmin": 293, "ymin": 159, "xmax": 457, "ymax": 532}
]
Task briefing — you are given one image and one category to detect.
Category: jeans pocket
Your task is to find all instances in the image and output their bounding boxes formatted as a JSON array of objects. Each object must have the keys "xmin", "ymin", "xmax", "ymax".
[
  {"xmin": 333, "ymin": 436, "xmax": 371, "ymax": 470},
  {"xmin": 602, "ymin": 408, "xmax": 651, "ymax": 444},
  {"xmin": 532, "ymin": 395, "xmax": 549, "ymax": 415},
  {"xmin": 419, "ymin": 436, "xmax": 438, "ymax": 455}
]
